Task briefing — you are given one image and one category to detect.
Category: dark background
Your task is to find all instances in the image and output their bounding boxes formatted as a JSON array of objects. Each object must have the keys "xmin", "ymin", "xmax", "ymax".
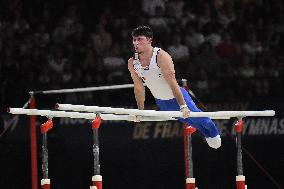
[{"xmin": 0, "ymin": 0, "xmax": 283, "ymax": 188}]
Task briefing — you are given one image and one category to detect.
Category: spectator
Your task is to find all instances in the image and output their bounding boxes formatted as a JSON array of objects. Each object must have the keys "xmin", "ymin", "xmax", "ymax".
[
  {"xmin": 148, "ymin": 6, "xmax": 170, "ymax": 44},
  {"xmin": 62, "ymin": 64, "xmax": 73, "ymax": 84},
  {"xmin": 168, "ymin": 34, "xmax": 189, "ymax": 62},
  {"xmin": 227, "ymin": 9, "xmax": 246, "ymax": 42},
  {"xmin": 181, "ymin": 6, "xmax": 197, "ymax": 28},
  {"xmin": 275, "ymin": 12, "xmax": 284, "ymax": 34},
  {"xmin": 261, "ymin": 23, "xmax": 280, "ymax": 53},
  {"xmin": 103, "ymin": 43, "xmax": 127, "ymax": 83},
  {"xmin": 204, "ymin": 23, "xmax": 222, "ymax": 47},
  {"xmin": 2, "ymin": 48, "xmax": 19, "ymax": 83},
  {"xmin": 47, "ymin": 47, "xmax": 68, "ymax": 76},
  {"xmin": 118, "ymin": 27, "xmax": 133, "ymax": 57},
  {"xmin": 239, "ymin": 54, "xmax": 255, "ymax": 78},
  {"xmin": 141, "ymin": 0, "xmax": 166, "ymax": 17},
  {"xmin": 198, "ymin": 3, "xmax": 213, "ymax": 28},
  {"xmin": 91, "ymin": 23, "xmax": 112, "ymax": 56},
  {"xmin": 184, "ymin": 22, "xmax": 205, "ymax": 51},
  {"xmin": 215, "ymin": 31, "xmax": 238, "ymax": 60},
  {"xmin": 33, "ymin": 24, "xmax": 50, "ymax": 48},
  {"xmin": 167, "ymin": 34, "xmax": 189, "ymax": 76},
  {"xmin": 217, "ymin": 1, "xmax": 236, "ymax": 29},
  {"xmin": 190, "ymin": 42, "xmax": 221, "ymax": 78},
  {"xmin": 167, "ymin": 0, "xmax": 185, "ymax": 20},
  {"xmin": 196, "ymin": 69, "xmax": 210, "ymax": 98},
  {"xmin": 242, "ymin": 32, "xmax": 263, "ymax": 58},
  {"xmin": 38, "ymin": 67, "xmax": 52, "ymax": 85}
]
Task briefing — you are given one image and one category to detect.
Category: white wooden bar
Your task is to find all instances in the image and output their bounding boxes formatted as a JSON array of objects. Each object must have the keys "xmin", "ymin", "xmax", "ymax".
[
  {"xmin": 31, "ymin": 83, "xmax": 146, "ymax": 94},
  {"xmin": 56, "ymin": 104, "xmax": 275, "ymax": 118},
  {"xmin": 7, "ymin": 108, "xmax": 176, "ymax": 122}
]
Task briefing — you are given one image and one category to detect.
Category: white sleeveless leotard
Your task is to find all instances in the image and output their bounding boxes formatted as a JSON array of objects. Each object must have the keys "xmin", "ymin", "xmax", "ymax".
[{"xmin": 133, "ymin": 47, "xmax": 175, "ymax": 100}]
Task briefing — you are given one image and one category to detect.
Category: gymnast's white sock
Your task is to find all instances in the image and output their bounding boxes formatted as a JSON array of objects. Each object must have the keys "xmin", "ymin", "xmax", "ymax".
[{"xmin": 205, "ymin": 135, "xmax": 221, "ymax": 149}]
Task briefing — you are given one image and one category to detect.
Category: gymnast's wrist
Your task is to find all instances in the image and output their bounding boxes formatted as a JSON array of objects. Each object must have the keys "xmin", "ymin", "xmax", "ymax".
[
  {"xmin": 138, "ymin": 105, "xmax": 144, "ymax": 110},
  {"xmin": 180, "ymin": 104, "xmax": 188, "ymax": 110}
]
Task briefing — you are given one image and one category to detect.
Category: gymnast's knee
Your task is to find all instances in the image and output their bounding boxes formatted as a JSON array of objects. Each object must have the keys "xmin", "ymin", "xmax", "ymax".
[{"xmin": 205, "ymin": 135, "xmax": 221, "ymax": 149}]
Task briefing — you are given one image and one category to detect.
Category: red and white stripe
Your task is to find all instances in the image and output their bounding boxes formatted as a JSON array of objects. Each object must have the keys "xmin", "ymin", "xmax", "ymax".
[
  {"xmin": 92, "ymin": 175, "xmax": 102, "ymax": 189},
  {"xmin": 186, "ymin": 178, "xmax": 196, "ymax": 189},
  {"xmin": 236, "ymin": 175, "xmax": 246, "ymax": 189},
  {"xmin": 41, "ymin": 179, "xmax": 50, "ymax": 189}
]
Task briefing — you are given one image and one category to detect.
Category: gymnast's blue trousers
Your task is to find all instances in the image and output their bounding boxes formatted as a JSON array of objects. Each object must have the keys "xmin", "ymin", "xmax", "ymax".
[{"xmin": 155, "ymin": 87, "xmax": 220, "ymax": 138}]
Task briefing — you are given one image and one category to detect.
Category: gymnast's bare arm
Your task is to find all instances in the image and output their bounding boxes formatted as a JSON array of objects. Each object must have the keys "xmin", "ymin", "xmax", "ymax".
[
  {"xmin": 128, "ymin": 58, "xmax": 145, "ymax": 110},
  {"xmin": 157, "ymin": 49, "xmax": 190, "ymax": 117}
]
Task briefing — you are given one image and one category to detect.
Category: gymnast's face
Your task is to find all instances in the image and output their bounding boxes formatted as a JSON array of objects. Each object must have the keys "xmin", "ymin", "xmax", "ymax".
[{"xmin": 132, "ymin": 35, "xmax": 152, "ymax": 54}]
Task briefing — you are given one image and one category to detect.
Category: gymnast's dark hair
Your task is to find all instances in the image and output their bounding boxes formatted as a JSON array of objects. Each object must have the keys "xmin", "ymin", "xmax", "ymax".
[{"xmin": 131, "ymin": 25, "xmax": 153, "ymax": 39}]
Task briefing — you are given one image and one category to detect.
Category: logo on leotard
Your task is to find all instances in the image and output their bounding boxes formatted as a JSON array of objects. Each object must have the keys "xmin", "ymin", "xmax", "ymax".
[{"xmin": 143, "ymin": 66, "xmax": 149, "ymax": 70}]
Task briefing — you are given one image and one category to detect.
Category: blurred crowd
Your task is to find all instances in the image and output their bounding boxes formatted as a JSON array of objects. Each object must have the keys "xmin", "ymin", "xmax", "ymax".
[{"xmin": 0, "ymin": 0, "xmax": 283, "ymax": 108}]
